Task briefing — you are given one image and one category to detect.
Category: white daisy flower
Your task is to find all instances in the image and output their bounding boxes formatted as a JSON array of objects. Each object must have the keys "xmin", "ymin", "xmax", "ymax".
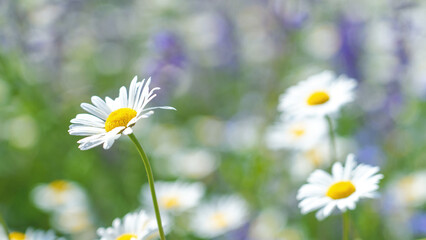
[
  {"xmin": 69, "ymin": 76, "xmax": 175, "ymax": 150},
  {"xmin": 51, "ymin": 206, "xmax": 94, "ymax": 234},
  {"xmin": 278, "ymin": 70, "xmax": 357, "ymax": 118},
  {"xmin": 168, "ymin": 149, "xmax": 219, "ymax": 179},
  {"xmin": 248, "ymin": 207, "xmax": 287, "ymax": 240},
  {"xmin": 190, "ymin": 195, "xmax": 249, "ymax": 238},
  {"xmin": 141, "ymin": 181, "xmax": 205, "ymax": 212},
  {"xmin": 387, "ymin": 171, "xmax": 426, "ymax": 208},
  {"xmin": 5, "ymin": 228, "xmax": 58, "ymax": 240},
  {"xmin": 31, "ymin": 180, "xmax": 88, "ymax": 212},
  {"xmin": 97, "ymin": 210, "xmax": 164, "ymax": 240},
  {"xmin": 265, "ymin": 117, "xmax": 327, "ymax": 150},
  {"xmin": 290, "ymin": 142, "xmax": 332, "ymax": 181},
  {"xmin": 297, "ymin": 154, "xmax": 383, "ymax": 220}
]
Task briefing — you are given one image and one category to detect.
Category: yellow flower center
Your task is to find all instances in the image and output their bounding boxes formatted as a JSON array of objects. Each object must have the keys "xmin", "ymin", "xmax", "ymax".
[
  {"xmin": 49, "ymin": 180, "xmax": 70, "ymax": 192},
  {"xmin": 105, "ymin": 108, "xmax": 137, "ymax": 132},
  {"xmin": 212, "ymin": 213, "xmax": 228, "ymax": 229},
  {"xmin": 326, "ymin": 181, "xmax": 356, "ymax": 199},
  {"xmin": 291, "ymin": 127, "xmax": 305, "ymax": 138},
  {"xmin": 307, "ymin": 91, "xmax": 330, "ymax": 105},
  {"xmin": 9, "ymin": 232, "xmax": 26, "ymax": 240},
  {"xmin": 161, "ymin": 196, "xmax": 180, "ymax": 209},
  {"xmin": 116, "ymin": 233, "xmax": 137, "ymax": 240}
]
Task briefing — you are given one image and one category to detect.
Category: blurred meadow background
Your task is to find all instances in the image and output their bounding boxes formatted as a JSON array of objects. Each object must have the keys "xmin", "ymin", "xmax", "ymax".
[{"xmin": 0, "ymin": 0, "xmax": 426, "ymax": 239}]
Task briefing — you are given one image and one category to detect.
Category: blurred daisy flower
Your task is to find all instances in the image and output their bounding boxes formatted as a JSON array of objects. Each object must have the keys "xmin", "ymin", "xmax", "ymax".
[
  {"xmin": 297, "ymin": 154, "xmax": 383, "ymax": 220},
  {"xmin": 265, "ymin": 117, "xmax": 327, "ymax": 150},
  {"xmin": 290, "ymin": 143, "xmax": 332, "ymax": 181},
  {"xmin": 278, "ymin": 70, "xmax": 357, "ymax": 118},
  {"xmin": 168, "ymin": 149, "xmax": 219, "ymax": 179},
  {"xmin": 248, "ymin": 207, "xmax": 289, "ymax": 240},
  {"xmin": 387, "ymin": 171, "xmax": 426, "ymax": 208},
  {"xmin": 69, "ymin": 76, "xmax": 175, "ymax": 150},
  {"xmin": 31, "ymin": 180, "xmax": 88, "ymax": 212},
  {"xmin": 51, "ymin": 206, "xmax": 94, "ymax": 235},
  {"xmin": 190, "ymin": 195, "xmax": 249, "ymax": 238},
  {"xmin": 97, "ymin": 210, "xmax": 164, "ymax": 240},
  {"xmin": 141, "ymin": 181, "xmax": 205, "ymax": 212},
  {"xmin": 4, "ymin": 228, "xmax": 58, "ymax": 240}
]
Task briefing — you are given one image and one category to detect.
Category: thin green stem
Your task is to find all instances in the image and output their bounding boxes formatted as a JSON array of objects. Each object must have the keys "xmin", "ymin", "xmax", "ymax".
[
  {"xmin": 342, "ymin": 211, "xmax": 350, "ymax": 240},
  {"xmin": 128, "ymin": 133, "xmax": 166, "ymax": 240},
  {"xmin": 325, "ymin": 115, "xmax": 337, "ymax": 162},
  {"xmin": 0, "ymin": 212, "xmax": 9, "ymax": 238}
]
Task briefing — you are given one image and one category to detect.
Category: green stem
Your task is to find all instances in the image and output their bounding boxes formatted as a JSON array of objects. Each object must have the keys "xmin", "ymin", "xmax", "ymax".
[
  {"xmin": 325, "ymin": 115, "xmax": 337, "ymax": 162},
  {"xmin": 128, "ymin": 133, "xmax": 166, "ymax": 240},
  {"xmin": 342, "ymin": 211, "xmax": 350, "ymax": 240},
  {"xmin": 0, "ymin": 212, "xmax": 9, "ymax": 238}
]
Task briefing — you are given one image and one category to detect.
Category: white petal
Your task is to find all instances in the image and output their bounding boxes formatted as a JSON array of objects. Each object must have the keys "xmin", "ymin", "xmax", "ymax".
[
  {"xmin": 297, "ymin": 184, "xmax": 327, "ymax": 199},
  {"xmin": 343, "ymin": 154, "xmax": 356, "ymax": 180},
  {"xmin": 91, "ymin": 96, "xmax": 111, "ymax": 115},
  {"xmin": 128, "ymin": 76, "xmax": 138, "ymax": 109},
  {"xmin": 315, "ymin": 201, "xmax": 337, "ymax": 221},
  {"xmin": 300, "ymin": 197, "xmax": 329, "ymax": 214},
  {"xmin": 81, "ymin": 103, "xmax": 108, "ymax": 120},
  {"xmin": 133, "ymin": 79, "xmax": 146, "ymax": 112},
  {"xmin": 70, "ymin": 116, "xmax": 105, "ymax": 128},
  {"xmin": 78, "ymin": 136, "xmax": 105, "ymax": 150},
  {"xmin": 122, "ymin": 127, "xmax": 133, "ymax": 135},
  {"xmin": 102, "ymin": 127, "xmax": 125, "ymax": 149},
  {"xmin": 128, "ymin": 111, "xmax": 154, "ymax": 126},
  {"xmin": 105, "ymin": 97, "xmax": 119, "ymax": 111},
  {"xmin": 332, "ymin": 162, "xmax": 344, "ymax": 181},
  {"xmin": 69, "ymin": 126, "xmax": 105, "ymax": 136},
  {"xmin": 119, "ymin": 86, "xmax": 128, "ymax": 108},
  {"xmin": 141, "ymin": 106, "xmax": 176, "ymax": 112},
  {"xmin": 72, "ymin": 113, "xmax": 104, "ymax": 123},
  {"xmin": 307, "ymin": 170, "xmax": 333, "ymax": 186}
]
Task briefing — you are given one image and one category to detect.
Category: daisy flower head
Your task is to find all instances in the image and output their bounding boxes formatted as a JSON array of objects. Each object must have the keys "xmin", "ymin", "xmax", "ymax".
[
  {"xmin": 290, "ymin": 142, "xmax": 332, "ymax": 181},
  {"xmin": 190, "ymin": 195, "xmax": 249, "ymax": 239},
  {"xmin": 387, "ymin": 171, "xmax": 426, "ymax": 208},
  {"xmin": 31, "ymin": 180, "xmax": 88, "ymax": 212},
  {"xmin": 278, "ymin": 70, "xmax": 357, "ymax": 118},
  {"xmin": 6, "ymin": 228, "xmax": 58, "ymax": 240},
  {"xmin": 52, "ymin": 206, "xmax": 94, "ymax": 234},
  {"xmin": 141, "ymin": 181, "xmax": 205, "ymax": 213},
  {"xmin": 265, "ymin": 117, "xmax": 327, "ymax": 150},
  {"xmin": 69, "ymin": 76, "xmax": 175, "ymax": 150},
  {"xmin": 168, "ymin": 149, "xmax": 219, "ymax": 179},
  {"xmin": 97, "ymin": 210, "xmax": 165, "ymax": 240},
  {"xmin": 297, "ymin": 154, "xmax": 383, "ymax": 220}
]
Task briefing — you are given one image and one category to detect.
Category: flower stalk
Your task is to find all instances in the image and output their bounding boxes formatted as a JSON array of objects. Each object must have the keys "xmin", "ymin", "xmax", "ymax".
[
  {"xmin": 342, "ymin": 211, "xmax": 350, "ymax": 240},
  {"xmin": 325, "ymin": 115, "xmax": 337, "ymax": 162},
  {"xmin": 128, "ymin": 133, "xmax": 166, "ymax": 240}
]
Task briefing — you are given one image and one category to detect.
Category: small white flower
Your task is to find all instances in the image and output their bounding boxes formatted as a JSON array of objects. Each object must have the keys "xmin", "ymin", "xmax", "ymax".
[
  {"xmin": 97, "ymin": 210, "xmax": 163, "ymax": 240},
  {"xmin": 51, "ymin": 206, "xmax": 94, "ymax": 234},
  {"xmin": 278, "ymin": 70, "xmax": 357, "ymax": 118},
  {"xmin": 31, "ymin": 180, "xmax": 88, "ymax": 212},
  {"xmin": 265, "ymin": 118, "xmax": 327, "ymax": 150},
  {"xmin": 168, "ymin": 149, "xmax": 219, "ymax": 179},
  {"xmin": 290, "ymin": 142, "xmax": 332, "ymax": 181},
  {"xmin": 297, "ymin": 154, "xmax": 383, "ymax": 220},
  {"xmin": 69, "ymin": 76, "xmax": 175, "ymax": 150},
  {"xmin": 248, "ymin": 208, "xmax": 287, "ymax": 240},
  {"xmin": 5, "ymin": 228, "xmax": 58, "ymax": 240},
  {"xmin": 190, "ymin": 195, "xmax": 249, "ymax": 238},
  {"xmin": 387, "ymin": 171, "xmax": 426, "ymax": 208},
  {"xmin": 141, "ymin": 181, "xmax": 205, "ymax": 212}
]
